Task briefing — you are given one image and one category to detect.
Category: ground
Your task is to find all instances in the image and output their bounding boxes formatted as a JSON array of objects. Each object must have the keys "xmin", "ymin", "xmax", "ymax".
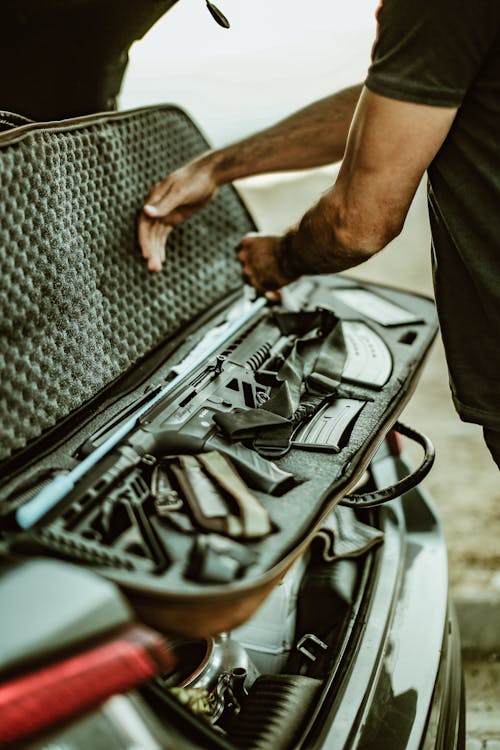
[{"xmin": 464, "ymin": 657, "xmax": 500, "ymax": 746}]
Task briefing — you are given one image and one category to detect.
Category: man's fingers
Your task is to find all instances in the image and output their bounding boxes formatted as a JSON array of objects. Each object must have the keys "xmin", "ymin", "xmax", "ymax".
[
  {"xmin": 236, "ymin": 233, "xmax": 258, "ymax": 255},
  {"xmin": 144, "ymin": 198, "xmax": 172, "ymax": 218},
  {"xmin": 265, "ymin": 290, "xmax": 281, "ymax": 302},
  {"xmin": 137, "ymin": 213, "xmax": 153, "ymax": 259},
  {"xmin": 236, "ymin": 247, "xmax": 247, "ymax": 264},
  {"xmin": 147, "ymin": 222, "xmax": 162, "ymax": 272},
  {"xmin": 160, "ymin": 204, "xmax": 199, "ymax": 226},
  {"xmin": 159, "ymin": 237, "xmax": 167, "ymax": 265},
  {"xmin": 144, "ymin": 199, "xmax": 204, "ymax": 229},
  {"xmin": 235, "ymin": 232, "xmax": 290, "ymax": 295},
  {"xmin": 143, "ymin": 180, "xmax": 181, "ymax": 218},
  {"xmin": 147, "ymin": 223, "xmax": 172, "ymax": 272},
  {"xmin": 238, "ymin": 232, "xmax": 259, "ymax": 246},
  {"xmin": 138, "ymin": 211, "xmax": 172, "ymax": 272},
  {"xmin": 240, "ymin": 262, "xmax": 267, "ymax": 295},
  {"xmin": 139, "ymin": 160, "xmax": 219, "ymax": 272}
]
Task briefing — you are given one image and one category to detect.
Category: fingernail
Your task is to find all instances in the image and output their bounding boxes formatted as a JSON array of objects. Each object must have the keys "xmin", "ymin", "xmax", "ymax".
[
  {"xmin": 265, "ymin": 291, "xmax": 280, "ymax": 302},
  {"xmin": 144, "ymin": 204, "xmax": 160, "ymax": 216}
]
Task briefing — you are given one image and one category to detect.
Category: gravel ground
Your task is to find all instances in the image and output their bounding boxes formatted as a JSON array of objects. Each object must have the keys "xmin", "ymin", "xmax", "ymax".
[{"xmin": 464, "ymin": 656, "xmax": 500, "ymax": 746}]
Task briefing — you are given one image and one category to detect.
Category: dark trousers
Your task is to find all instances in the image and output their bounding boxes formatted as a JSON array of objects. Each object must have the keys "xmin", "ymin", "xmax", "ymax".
[{"xmin": 483, "ymin": 428, "xmax": 500, "ymax": 470}]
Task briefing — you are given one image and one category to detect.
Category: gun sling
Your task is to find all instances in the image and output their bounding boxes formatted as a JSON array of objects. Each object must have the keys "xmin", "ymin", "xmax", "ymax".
[{"xmin": 213, "ymin": 308, "xmax": 349, "ymax": 455}]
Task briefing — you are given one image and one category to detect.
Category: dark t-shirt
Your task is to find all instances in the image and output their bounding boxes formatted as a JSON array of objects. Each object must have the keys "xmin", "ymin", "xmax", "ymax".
[{"xmin": 365, "ymin": 0, "xmax": 500, "ymax": 430}]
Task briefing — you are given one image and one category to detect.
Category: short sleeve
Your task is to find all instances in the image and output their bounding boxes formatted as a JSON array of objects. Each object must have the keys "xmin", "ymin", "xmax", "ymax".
[{"xmin": 365, "ymin": 0, "xmax": 500, "ymax": 107}]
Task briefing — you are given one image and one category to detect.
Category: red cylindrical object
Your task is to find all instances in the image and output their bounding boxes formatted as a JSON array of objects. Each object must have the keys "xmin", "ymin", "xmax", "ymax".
[{"xmin": 0, "ymin": 625, "xmax": 175, "ymax": 746}]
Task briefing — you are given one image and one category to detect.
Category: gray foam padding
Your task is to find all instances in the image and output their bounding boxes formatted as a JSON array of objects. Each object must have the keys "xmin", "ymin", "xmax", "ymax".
[{"xmin": 0, "ymin": 106, "xmax": 254, "ymax": 461}]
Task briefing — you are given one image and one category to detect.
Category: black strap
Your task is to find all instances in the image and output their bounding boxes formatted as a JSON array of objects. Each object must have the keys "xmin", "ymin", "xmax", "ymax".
[{"xmin": 213, "ymin": 309, "xmax": 348, "ymax": 456}]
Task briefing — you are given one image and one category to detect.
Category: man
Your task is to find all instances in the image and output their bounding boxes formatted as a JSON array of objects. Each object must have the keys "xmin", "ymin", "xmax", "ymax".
[{"xmin": 138, "ymin": 0, "xmax": 500, "ymax": 469}]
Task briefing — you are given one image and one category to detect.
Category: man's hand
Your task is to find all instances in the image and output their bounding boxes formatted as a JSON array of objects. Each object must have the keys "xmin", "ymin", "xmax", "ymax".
[
  {"xmin": 136, "ymin": 86, "xmax": 364, "ymax": 273},
  {"xmin": 236, "ymin": 233, "xmax": 296, "ymax": 300},
  {"xmin": 137, "ymin": 155, "xmax": 219, "ymax": 271}
]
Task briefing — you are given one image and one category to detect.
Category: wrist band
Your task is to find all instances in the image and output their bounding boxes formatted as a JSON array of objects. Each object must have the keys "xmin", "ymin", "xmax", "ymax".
[{"xmin": 277, "ymin": 232, "xmax": 304, "ymax": 281}]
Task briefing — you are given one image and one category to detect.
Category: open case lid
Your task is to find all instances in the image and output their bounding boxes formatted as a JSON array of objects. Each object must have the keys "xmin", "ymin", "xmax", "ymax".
[{"xmin": 0, "ymin": 105, "xmax": 255, "ymax": 470}]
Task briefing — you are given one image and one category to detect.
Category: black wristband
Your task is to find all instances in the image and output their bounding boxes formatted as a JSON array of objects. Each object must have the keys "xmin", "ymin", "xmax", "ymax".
[{"xmin": 277, "ymin": 231, "xmax": 305, "ymax": 282}]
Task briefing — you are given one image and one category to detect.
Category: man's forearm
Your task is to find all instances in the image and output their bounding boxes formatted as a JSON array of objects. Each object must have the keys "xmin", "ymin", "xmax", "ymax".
[
  {"xmin": 278, "ymin": 184, "xmax": 385, "ymax": 282},
  {"xmin": 208, "ymin": 84, "xmax": 362, "ymax": 185}
]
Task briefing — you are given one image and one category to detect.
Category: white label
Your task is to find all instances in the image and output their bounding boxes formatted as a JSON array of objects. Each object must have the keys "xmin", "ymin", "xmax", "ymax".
[
  {"xmin": 334, "ymin": 288, "xmax": 420, "ymax": 326},
  {"xmin": 342, "ymin": 321, "xmax": 392, "ymax": 387}
]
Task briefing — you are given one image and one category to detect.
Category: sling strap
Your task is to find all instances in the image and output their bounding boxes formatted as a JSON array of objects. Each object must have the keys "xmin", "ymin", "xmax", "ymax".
[{"xmin": 213, "ymin": 309, "xmax": 348, "ymax": 457}]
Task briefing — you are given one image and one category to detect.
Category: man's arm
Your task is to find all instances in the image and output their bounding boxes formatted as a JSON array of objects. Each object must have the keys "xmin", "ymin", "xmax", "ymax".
[
  {"xmin": 238, "ymin": 86, "xmax": 458, "ymax": 295},
  {"xmin": 138, "ymin": 85, "xmax": 362, "ymax": 271}
]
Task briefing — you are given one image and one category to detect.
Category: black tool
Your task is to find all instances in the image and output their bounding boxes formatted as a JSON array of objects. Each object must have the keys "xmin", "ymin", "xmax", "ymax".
[
  {"xmin": 187, "ymin": 534, "xmax": 257, "ymax": 583},
  {"xmin": 115, "ymin": 472, "xmax": 170, "ymax": 575}
]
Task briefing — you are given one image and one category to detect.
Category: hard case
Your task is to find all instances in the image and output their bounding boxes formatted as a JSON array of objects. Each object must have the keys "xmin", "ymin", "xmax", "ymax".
[{"xmin": 0, "ymin": 105, "xmax": 438, "ymax": 637}]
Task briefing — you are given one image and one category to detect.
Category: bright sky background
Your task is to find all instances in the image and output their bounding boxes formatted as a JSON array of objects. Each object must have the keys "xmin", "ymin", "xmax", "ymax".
[{"xmin": 120, "ymin": 0, "xmax": 378, "ymax": 146}]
